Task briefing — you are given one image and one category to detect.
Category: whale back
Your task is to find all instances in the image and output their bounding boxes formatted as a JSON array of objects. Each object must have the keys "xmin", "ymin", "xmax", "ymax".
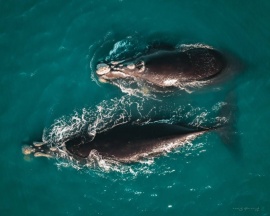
[
  {"xmin": 65, "ymin": 123, "xmax": 205, "ymax": 162},
  {"xmin": 138, "ymin": 48, "xmax": 226, "ymax": 86}
]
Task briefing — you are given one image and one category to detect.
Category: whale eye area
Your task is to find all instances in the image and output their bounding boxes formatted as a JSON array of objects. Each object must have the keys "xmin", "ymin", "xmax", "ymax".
[{"xmin": 135, "ymin": 61, "xmax": 145, "ymax": 73}]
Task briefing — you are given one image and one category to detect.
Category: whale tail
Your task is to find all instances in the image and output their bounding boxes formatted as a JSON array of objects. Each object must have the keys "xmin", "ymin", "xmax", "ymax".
[
  {"xmin": 181, "ymin": 92, "xmax": 241, "ymax": 158},
  {"xmin": 213, "ymin": 92, "xmax": 241, "ymax": 158}
]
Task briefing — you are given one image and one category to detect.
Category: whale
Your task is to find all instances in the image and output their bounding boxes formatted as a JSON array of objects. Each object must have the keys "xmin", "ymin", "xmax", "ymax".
[
  {"xmin": 22, "ymin": 122, "xmax": 212, "ymax": 164},
  {"xmin": 96, "ymin": 47, "xmax": 226, "ymax": 89}
]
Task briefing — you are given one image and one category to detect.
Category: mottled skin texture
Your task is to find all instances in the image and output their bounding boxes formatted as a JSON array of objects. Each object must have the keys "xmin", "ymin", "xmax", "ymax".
[{"xmin": 96, "ymin": 48, "xmax": 226, "ymax": 88}]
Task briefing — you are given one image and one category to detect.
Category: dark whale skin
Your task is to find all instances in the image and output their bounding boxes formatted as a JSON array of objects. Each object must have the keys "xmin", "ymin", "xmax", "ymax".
[
  {"xmin": 65, "ymin": 123, "xmax": 207, "ymax": 163},
  {"xmin": 141, "ymin": 48, "xmax": 225, "ymax": 83},
  {"xmin": 96, "ymin": 48, "xmax": 226, "ymax": 88}
]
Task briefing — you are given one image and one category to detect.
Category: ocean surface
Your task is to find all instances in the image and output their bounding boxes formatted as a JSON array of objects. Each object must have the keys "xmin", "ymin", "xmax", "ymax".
[{"xmin": 1, "ymin": 0, "xmax": 270, "ymax": 215}]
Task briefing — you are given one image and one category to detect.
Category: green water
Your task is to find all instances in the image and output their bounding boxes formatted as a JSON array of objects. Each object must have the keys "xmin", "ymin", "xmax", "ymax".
[{"xmin": 1, "ymin": 0, "xmax": 270, "ymax": 215}]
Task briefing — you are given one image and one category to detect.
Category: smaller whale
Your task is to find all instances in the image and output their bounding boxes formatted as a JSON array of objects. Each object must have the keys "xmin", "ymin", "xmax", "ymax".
[
  {"xmin": 22, "ymin": 122, "xmax": 213, "ymax": 164},
  {"xmin": 96, "ymin": 47, "xmax": 226, "ymax": 89}
]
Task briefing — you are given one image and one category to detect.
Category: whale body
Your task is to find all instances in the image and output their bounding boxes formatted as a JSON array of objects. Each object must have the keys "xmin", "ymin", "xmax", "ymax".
[
  {"xmin": 22, "ymin": 122, "xmax": 210, "ymax": 163},
  {"xmin": 96, "ymin": 48, "xmax": 226, "ymax": 89}
]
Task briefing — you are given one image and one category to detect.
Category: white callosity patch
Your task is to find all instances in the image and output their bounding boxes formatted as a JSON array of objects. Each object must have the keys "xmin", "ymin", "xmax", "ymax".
[
  {"xmin": 96, "ymin": 63, "xmax": 110, "ymax": 75},
  {"xmin": 110, "ymin": 71, "xmax": 130, "ymax": 78},
  {"xmin": 127, "ymin": 63, "xmax": 135, "ymax": 70}
]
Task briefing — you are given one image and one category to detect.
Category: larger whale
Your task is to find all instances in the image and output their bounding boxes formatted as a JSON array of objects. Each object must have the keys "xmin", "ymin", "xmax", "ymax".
[
  {"xmin": 22, "ymin": 122, "xmax": 212, "ymax": 164},
  {"xmin": 96, "ymin": 47, "xmax": 226, "ymax": 89}
]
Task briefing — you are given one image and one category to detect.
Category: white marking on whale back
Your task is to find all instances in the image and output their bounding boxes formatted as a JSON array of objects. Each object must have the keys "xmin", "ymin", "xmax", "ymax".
[
  {"xmin": 112, "ymin": 132, "xmax": 205, "ymax": 163},
  {"xmin": 146, "ymin": 132, "xmax": 204, "ymax": 157},
  {"xmin": 163, "ymin": 79, "xmax": 178, "ymax": 86},
  {"xmin": 177, "ymin": 43, "xmax": 214, "ymax": 51}
]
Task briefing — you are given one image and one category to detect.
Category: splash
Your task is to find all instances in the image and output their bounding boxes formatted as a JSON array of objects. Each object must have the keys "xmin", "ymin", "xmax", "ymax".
[
  {"xmin": 45, "ymin": 34, "xmax": 229, "ymax": 176},
  {"xmin": 41, "ymin": 93, "xmax": 228, "ymax": 176}
]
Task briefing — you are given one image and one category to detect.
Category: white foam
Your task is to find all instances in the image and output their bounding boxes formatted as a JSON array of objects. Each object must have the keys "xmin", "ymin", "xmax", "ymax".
[
  {"xmin": 44, "ymin": 36, "xmax": 230, "ymax": 175},
  {"xmin": 177, "ymin": 43, "xmax": 214, "ymax": 52}
]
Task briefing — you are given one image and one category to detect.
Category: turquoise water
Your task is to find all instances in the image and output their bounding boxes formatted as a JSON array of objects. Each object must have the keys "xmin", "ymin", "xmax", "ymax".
[{"xmin": 1, "ymin": 0, "xmax": 270, "ymax": 215}]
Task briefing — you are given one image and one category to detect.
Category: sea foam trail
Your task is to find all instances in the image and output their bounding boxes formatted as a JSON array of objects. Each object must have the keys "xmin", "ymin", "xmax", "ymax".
[{"xmin": 42, "ymin": 94, "xmax": 228, "ymax": 175}]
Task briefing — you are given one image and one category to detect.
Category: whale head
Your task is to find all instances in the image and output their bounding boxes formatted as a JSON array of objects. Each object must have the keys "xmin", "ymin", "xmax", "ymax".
[
  {"xmin": 22, "ymin": 142, "xmax": 58, "ymax": 159},
  {"xmin": 96, "ymin": 60, "xmax": 145, "ymax": 83}
]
